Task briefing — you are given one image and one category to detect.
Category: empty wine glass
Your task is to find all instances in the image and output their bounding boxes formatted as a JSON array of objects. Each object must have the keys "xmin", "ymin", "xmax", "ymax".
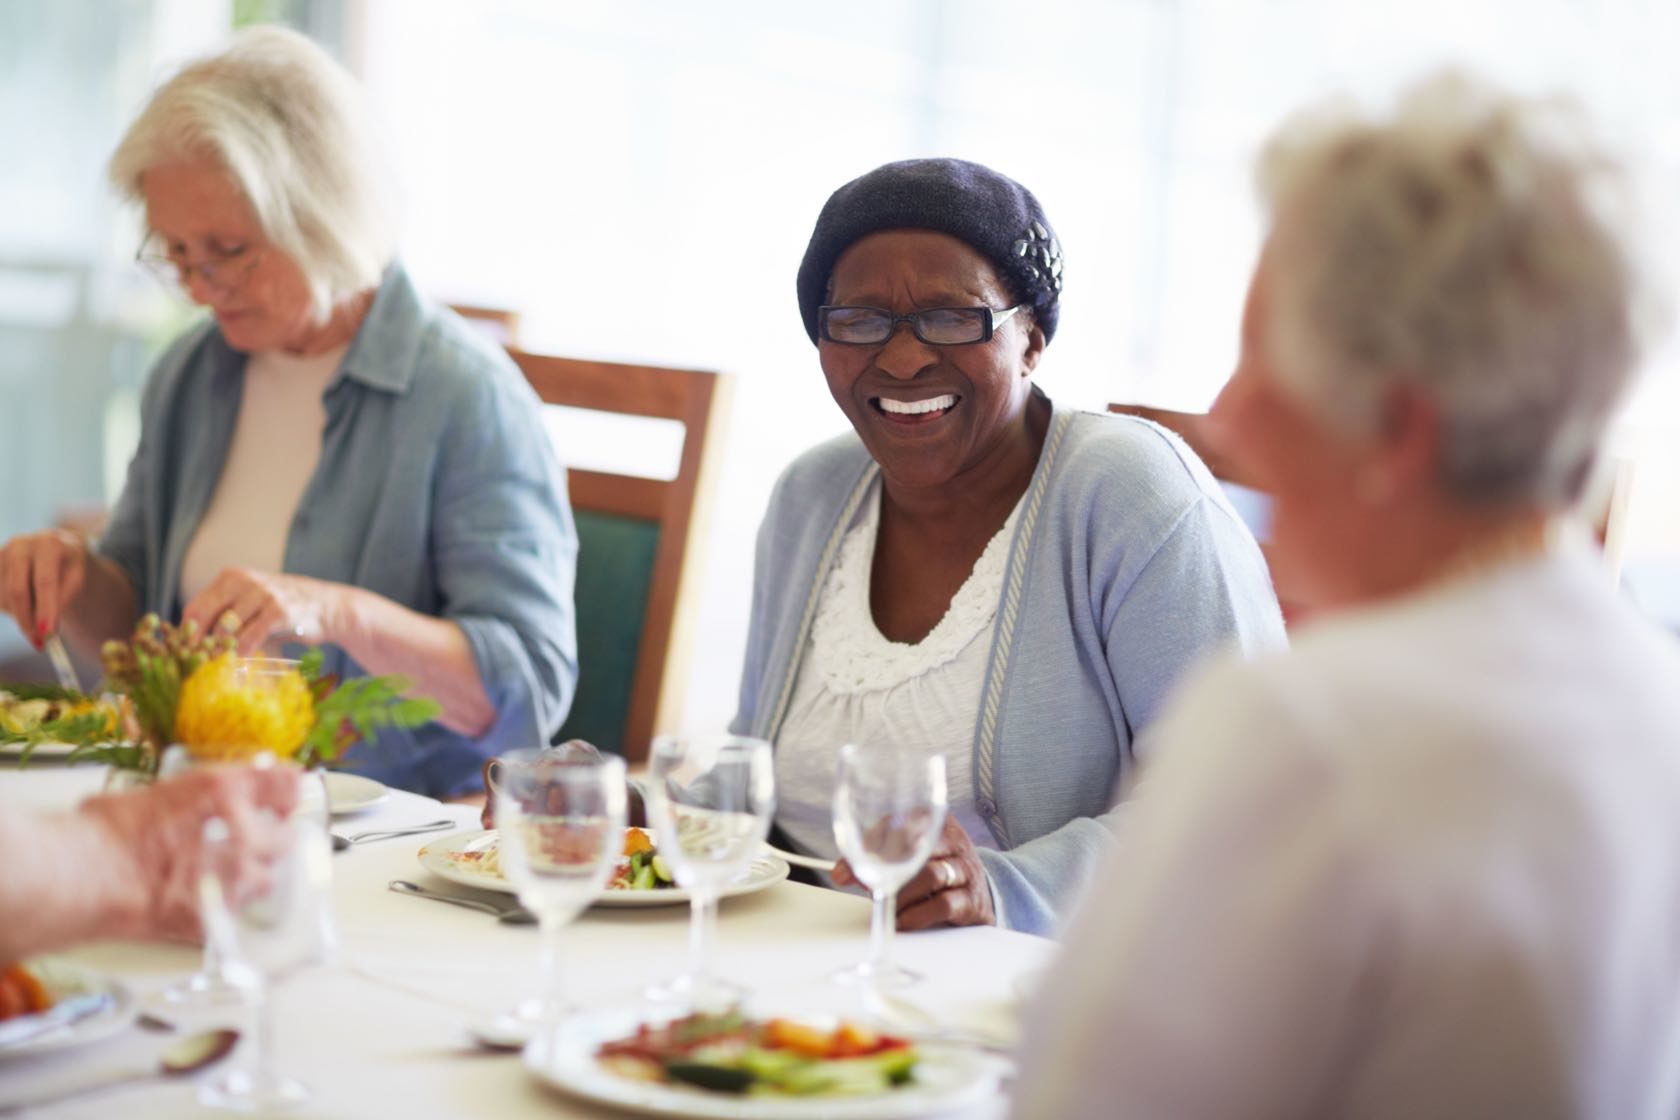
[
  {"xmin": 832, "ymin": 743, "xmax": 947, "ymax": 990},
  {"xmin": 197, "ymin": 809, "xmax": 335, "ymax": 1112},
  {"xmin": 644, "ymin": 734, "xmax": 775, "ymax": 1011},
  {"xmin": 157, "ymin": 744, "xmax": 330, "ymax": 1010},
  {"xmin": 487, "ymin": 748, "xmax": 626, "ymax": 1046}
]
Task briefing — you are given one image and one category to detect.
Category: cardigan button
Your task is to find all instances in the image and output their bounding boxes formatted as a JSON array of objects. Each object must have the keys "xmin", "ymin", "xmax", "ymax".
[{"xmin": 976, "ymin": 797, "xmax": 997, "ymax": 819}]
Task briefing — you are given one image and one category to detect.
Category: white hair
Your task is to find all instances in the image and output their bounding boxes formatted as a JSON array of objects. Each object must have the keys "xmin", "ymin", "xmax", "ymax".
[
  {"xmin": 1257, "ymin": 71, "xmax": 1664, "ymax": 506},
  {"xmin": 109, "ymin": 25, "xmax": 395, "ymax": 320}
]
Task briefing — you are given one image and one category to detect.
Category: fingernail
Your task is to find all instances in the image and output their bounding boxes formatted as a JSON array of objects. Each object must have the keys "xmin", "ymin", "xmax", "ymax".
[{"xmin": 35, "ymin": 620, "xmax": 48, "ymax": 641}]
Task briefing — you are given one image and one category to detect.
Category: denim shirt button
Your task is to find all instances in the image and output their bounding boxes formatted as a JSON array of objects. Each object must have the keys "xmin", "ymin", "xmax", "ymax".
[{"xmin": 976, "ymin": 797, "xmax": 998, "ymax": 818}]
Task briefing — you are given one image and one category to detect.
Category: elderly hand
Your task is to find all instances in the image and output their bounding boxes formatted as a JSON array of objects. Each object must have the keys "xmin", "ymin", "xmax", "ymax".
[
  {"xmin": 80, "ymin": 766, "xmax": 300, "ymax": 943},
  {"xmin": 0, "ymin": 529, "xmax": 91, "ymax": 644},
  {"xmin": 833, "ymin": 817, "xmax": 996, "ymax": 931},
  {"xmin": 182, "ymin": 568, "xmax": 350, "ymax": 655}
]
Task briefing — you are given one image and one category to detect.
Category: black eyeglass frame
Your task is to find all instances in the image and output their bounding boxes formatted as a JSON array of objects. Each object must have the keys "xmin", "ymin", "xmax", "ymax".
[{"xmin": 817, "ymin": 303, "xmax": 1027, "ymax": 346}]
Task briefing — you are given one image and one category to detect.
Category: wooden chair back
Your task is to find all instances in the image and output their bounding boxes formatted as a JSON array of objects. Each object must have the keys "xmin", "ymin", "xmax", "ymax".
[
  {"xmin": 1108, "ymin": 401, "xmax": 1306, "ymax": 623},
  {"xmin": 1110, "ymin": 402, "xmax": 1640, "ymax": 611},
  {"xmin": 1106, "ymin": 403, "xmax": 1259, "ymax": 491},
  {"xmin": 508, "ymin": 349, "xmax": 731, "ymax": 762},
  {"xmin": 448, "ymin": 304, "xmax": 523, "ymax": 348}
]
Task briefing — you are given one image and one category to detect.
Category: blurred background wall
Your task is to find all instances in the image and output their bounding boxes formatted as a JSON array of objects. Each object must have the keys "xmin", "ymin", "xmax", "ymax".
[{"xmin": 4, "ymin": 0, "xmax": 1679, "ymax": 732}]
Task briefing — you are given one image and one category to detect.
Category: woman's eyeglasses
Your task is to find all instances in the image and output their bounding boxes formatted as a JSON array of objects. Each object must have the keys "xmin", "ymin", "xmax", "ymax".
[
  {"xmin": 135, "ymin": 232, "xmax": 265, "ymax": 297},
  {"xmin": 818, "ymin": 304, "xmax": 1026, "ymax": 346}
]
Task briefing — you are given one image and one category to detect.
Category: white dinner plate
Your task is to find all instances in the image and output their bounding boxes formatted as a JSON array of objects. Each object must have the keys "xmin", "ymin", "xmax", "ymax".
[
  {"xmin": 522, "ymin": 1007, "xmax": 1000, "ymax": 1119},
  {"xmin": 0, "ymin": 958, "xmax": 137, "ymax": 1058},
  {"xmin": 416, "ymin": 830, "xmax": 789, "ymax": 908},
  {"xmin": 0, "ymin": 739, "xmax": 78, "ymax": 761},
  {"xmin": 323, "ymin": 771, "xmax": 390, "ymax": 815}
]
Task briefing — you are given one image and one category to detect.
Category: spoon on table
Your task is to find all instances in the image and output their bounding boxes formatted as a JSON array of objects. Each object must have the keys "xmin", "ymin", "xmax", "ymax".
[
  {"xmin": 387, "ymin": 879, "xmax": 537, "ymax": 924},
  {"xmin": 332, "ymin": 819, "xmax": 456, "ymax": 851},
  {"xmin": 0, "ymin": 1028, "xmax": 239, "ymax": 1113}
]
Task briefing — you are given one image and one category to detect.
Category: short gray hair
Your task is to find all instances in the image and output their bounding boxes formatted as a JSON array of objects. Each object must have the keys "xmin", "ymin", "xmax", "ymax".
[
  {"xmin": 109, "ymin": 25, "xmax": 394, "ymax": 320},
  {"xmin": 1257, "ymin": 71, "xmax": 1662, "ymax": 507}
]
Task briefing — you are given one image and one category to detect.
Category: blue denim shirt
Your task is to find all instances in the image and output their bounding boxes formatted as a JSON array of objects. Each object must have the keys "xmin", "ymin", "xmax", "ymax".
[{"xmin": 97, "ymin": 263, "xmax": 578, "ymax": 797}]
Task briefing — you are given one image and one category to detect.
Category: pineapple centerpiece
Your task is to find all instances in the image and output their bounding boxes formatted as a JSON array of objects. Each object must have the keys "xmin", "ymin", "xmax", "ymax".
[{"xmin": 31, "ymin": 614, "xmax": 439, "ymax": 776}]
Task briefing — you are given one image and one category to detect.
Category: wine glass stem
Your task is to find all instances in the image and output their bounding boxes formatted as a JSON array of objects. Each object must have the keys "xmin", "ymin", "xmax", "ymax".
[
  {"xmin": 870, "ymin": 888, "xmax": 896, "ymax": 976},
  {"xmin": 252, "ymin": 979, "xmax": 277, "ymax": 1085},
  {"xmin": 688, "ymin": 888, "xmax": 719, "ymax": 990},
  {"xmin": 536, "ymin": 918, "xmax": 565, "ymax": 1021},
  {"xmin": 202, "ymin": 935, "xmax": 225, "ymax": 982}
]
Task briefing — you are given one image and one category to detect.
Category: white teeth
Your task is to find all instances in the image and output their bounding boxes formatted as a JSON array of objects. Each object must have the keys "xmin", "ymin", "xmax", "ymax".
[{"xmin": 877, "ymin": 394, "xmax": 957, "ymax": 415}]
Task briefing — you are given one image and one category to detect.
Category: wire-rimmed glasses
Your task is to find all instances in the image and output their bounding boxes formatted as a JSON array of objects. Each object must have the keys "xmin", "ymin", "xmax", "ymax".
[
  {"xmin": 135, "ymin": 231, "xmax": 265, "ymax": 299},
  {"xmin": 644, "ymin": 734, "xmax": 776, "ymax": 1011},
  {"xmin": 817, "ymin": 303, "xmax": 1026, "ymax": 345},
  {"xmin": 832, "ymin": 743, "xmax": 948, "ymax": 991}
]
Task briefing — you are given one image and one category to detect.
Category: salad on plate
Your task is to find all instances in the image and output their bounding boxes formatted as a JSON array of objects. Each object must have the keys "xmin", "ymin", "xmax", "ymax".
[{"xmin": 596, "ymin": 1010, "xmax": 919, "ymax": 1097}]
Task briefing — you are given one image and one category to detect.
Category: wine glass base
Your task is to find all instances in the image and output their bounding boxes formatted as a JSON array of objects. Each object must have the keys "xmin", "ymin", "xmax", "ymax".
[
  {"xmin": 469, "ymin": 1007, "xmax": 555, "ymax": 1052},
  {"xmin": 644, "ymin": 971, "xmax": 748, "ymax": 1013},
  {"xmin": 832, "ymin": 960, "xmax": 925, "ymax": 990},
  {"xmin": 199, "ymin": 1068, "xmax": 310, "ymax": 1112}
]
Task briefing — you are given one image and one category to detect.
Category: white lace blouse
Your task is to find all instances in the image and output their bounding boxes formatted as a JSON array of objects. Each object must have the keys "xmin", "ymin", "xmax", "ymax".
[{"xmin": 774, "ymin": 480, "xmax": 1022, "ymax": 864}]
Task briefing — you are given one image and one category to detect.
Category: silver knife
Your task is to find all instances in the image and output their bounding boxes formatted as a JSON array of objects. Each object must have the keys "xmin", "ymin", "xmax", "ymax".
[
  {"xmin": 43, "ymin": 633, "xmax": 81, "ymax": 694},
  {"xmin": 0, "ymin": 991, "xmax": 113, "ymax": 1048}
]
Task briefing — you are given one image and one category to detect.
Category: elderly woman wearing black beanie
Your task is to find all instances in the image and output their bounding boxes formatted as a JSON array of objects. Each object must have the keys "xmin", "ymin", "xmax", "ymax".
[{"xmin": 730, "ymin": 158, "xmax": 1284, "ymax": 936}]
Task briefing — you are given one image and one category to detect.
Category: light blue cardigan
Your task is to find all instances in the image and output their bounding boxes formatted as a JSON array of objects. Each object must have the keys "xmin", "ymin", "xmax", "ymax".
[{"xmin": 731, "ymin": 397, "xmax": 1285, "ymax": 934}]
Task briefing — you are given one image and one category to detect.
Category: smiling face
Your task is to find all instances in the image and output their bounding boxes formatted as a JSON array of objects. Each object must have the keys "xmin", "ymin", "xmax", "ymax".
[
  {"xmin": 820, "ymin": 230, "xmax": 1044, "ymax": 494},
  {"xmin": 140, "ymin": 158, "xmax": 319, "ymax": 353}
]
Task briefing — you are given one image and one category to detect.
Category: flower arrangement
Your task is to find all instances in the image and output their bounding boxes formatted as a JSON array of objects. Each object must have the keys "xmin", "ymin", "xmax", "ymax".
[{"xmin": 2, "ymin": 614, "xmax": 440, "ymax": 774}]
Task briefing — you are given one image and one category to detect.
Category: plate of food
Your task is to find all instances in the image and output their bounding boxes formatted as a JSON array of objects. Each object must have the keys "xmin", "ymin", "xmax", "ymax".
[
  {"xmin": 0, "ymin": 958, "xmax": 137, "ymax": 1057},
  {"xmin": 524, "ymin": 1007, "xmax": 999, "ymax": 1119},
  {"xmin": 417, "ymin": 827, "xmax": 789, "ymax": 907},
  {"xmin": 323, "ymin": 771, "xmax": 390, "ymax": 815},
  {"xmin": 0, "ymin": 687, "xmax": 116, "ymax": 761}
]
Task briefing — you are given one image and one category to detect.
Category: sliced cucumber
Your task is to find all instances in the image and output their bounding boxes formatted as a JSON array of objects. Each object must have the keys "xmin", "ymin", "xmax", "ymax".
[
  {"xmin": 650, "ymin": 854, "xmax": 674, "ymax": 883},
  {"xmin": 737, "ymin": 1048, "xmax": 808, "ymax": 1081},
  {"xmin": 664, "ymin": 1061, "xmax": 755, "ymax": 1094}
]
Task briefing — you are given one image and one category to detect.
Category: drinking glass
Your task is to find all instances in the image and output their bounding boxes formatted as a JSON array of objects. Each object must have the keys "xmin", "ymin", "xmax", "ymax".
[
  {"xmin": 197, "ymin": 810, "xmax": 335, "ymax": 1112},
  {"xmin": 489, "ymin": 748, "xmax": 626, "ymax": 1044},
  {"xmin": 644, "ymin": 735, "xmax": 775, "ymax": 1010},
  {"xmin": 157, "ymin": 741, "xmax": 330, "ymax": 1010},
  {"xmin": 832, "ymin": 743, "xmax": 947, "ymax": 990}
]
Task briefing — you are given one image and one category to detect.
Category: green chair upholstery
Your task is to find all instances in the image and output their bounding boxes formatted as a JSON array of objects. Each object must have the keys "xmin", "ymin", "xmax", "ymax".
[
  {"xmin": 554, "ymin": 509, "xmax": 661, "ymax": 756},
  {"xmin": 509, "ymin": 347, "xmax": 729, "ymax": 763}
]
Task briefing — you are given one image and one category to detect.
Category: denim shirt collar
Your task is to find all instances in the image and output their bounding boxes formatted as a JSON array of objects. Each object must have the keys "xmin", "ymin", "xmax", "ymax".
[{"xmin": 333, "ymin": 262, "xmax": 426, "ymax": 395}]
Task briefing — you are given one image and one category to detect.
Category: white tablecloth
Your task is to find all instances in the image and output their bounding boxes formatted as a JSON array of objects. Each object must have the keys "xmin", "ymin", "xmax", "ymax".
[{"xmin": 0, "ymin": 767, "xmax": 1051, "ymax": 1118}]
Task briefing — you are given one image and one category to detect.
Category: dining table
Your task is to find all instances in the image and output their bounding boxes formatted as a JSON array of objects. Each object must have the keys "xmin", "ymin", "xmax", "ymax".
[{"xmin": 0, "ymin": 764, "xmax": 1054, "ymax": 1118}]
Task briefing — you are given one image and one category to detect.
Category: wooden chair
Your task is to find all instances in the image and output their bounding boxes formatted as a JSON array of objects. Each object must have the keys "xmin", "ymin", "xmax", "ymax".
[
  {"xmin": 1108, "ymin": 401, "xmax": 1308, "ymax": 623},
  {"xmin": 508, "ymin": 349, "xmax": 731, "ymax": 763},
  {"xmin": 1109, "ymin": 402, "xmax": 1641, "ymax": 613},
  {"xmin": 1106, "ymin": 403, "xmax": 1260, "ymax": 491},
  {"xmin": 448, "ymin": 303, "xmax": 523, "ymax": 348},
  {"xmin": 1587, "ymin": 452, "xmax": 1637, "ymax": 587}
]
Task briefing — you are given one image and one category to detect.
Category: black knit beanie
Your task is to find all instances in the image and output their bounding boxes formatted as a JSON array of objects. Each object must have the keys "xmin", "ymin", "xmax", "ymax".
[{"xmin": 796, "ymin": 157, "xmax": 1063, "ymax": 346}]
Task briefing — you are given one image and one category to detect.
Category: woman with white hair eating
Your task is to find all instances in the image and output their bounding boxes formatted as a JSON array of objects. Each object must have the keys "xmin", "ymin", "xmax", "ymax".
[
  {"xmin": 0, "ymin": 26, "xmax": 578, "ymax": 798},
  {"xmin": 1013, "ymin": 72, "xmax": 1680, "ymax": 1119}
]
